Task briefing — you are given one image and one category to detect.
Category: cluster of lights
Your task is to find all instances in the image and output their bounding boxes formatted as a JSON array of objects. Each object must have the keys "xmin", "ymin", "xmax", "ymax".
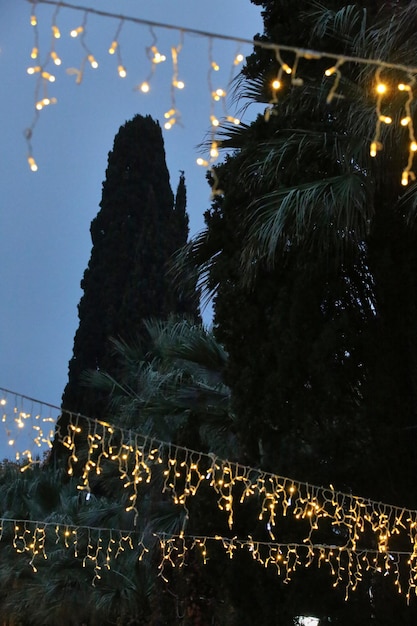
[
  {"xmin": 369, "ymin": 73, "xmax": 417, "ymax": 185},
  {"xmin": 24, "ymin": 1, "xmax": 417, "ymax": 181},
  {"xmin": 4, "ymin": 386, "xmax": 417, "ymax": 598},
  {"xmin": 0, "ymin": 514, "xmax": 413, "ymax": 599}
]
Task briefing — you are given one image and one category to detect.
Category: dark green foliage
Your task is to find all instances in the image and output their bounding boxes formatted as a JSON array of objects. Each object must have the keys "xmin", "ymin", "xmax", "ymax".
[{"xmin": 173, "ymin": 1, "xmax": 417, "ymax": 622}]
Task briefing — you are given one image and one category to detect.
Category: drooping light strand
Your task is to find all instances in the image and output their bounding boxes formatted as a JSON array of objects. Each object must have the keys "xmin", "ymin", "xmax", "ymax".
[
  {"xmin": 370, "ymin": 67, "xmax": 390, "ymax": 158},
  {"xmin": 164, "ymin": 31, "xmax": 185, "ymax": 130},
  {"xmin": 398, "ymin": 76, "xmax": 417, "ymax": 186},
  {"xmin": 325, "ymin": 59, "xmax": 345, "ymax": 103},
  {"xmin": 134, "ymin": 27, "xmax": 166, "ymax": 94},
  {"xmin": 66, "ymin": 11, "xmax": 99, "ymax": 84},
  {"xmin": 107, "ymin": 19, "xmax": 126, "ymax": 78}
]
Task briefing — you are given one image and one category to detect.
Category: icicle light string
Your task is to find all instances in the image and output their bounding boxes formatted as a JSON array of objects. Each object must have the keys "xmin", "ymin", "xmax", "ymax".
[
  {"xmin": 0, "ymin": 516, "xmax": 415, "ymax": 599},
  {"xmin": 3, "ymin": 386, "xmax": 417, "ymax": 568},
  {"xmin": 24, "ymin": 0, "xmax": 417, "ymax": 185}
]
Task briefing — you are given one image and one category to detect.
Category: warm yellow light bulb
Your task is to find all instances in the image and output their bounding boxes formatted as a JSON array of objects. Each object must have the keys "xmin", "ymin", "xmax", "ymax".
[
  {"xmin": 174, "ymin": 80, "xmax": 185, "ymax": 89},
  {"xmin": 370, "ymin": 142, "xmax": 378, "ymax": 157},
  {"xmin": 52, "ymin": 25, "xmax": 61, "ymax": 39},
  {"xmin": 31, "ymin": 47, "xmax": 38, "ymax": 59},
  {"xmin": 227, "ymin": 115, "xmax": 240, "ymax": 125},
  {"xmin": 210, "ymin": 115, "xmax": 219, "ymax": 127},
  {"xmin": 70, "ymin": 26, "xmax": 84, "ymax": 38},
  {"xmin": 51, "ymin": 51, "xmax": 61, "ymax": 66},
  {"xmin": 30, "ymin": 15, "xmax": 37, "ymax": 26},
  {"xmin": 282, "ymin": 63, "xmax": 292, "ymax": 74},
  {"xmin": 211, "ymin": 61, "xmax": 220, "ymax": 71},
  {"xmin": 196, "ymin": 157, "xmax": 208, "ymax": 166},
  {"xmin": 402, "ymin": 171, "xmax": 409, "ymax": 186},
  {"xmin": 325, "ymin": 66, "xmax": 336, "ymax": 77},
  {"xmin": 411, "ymin": 141, "xmax": 417, "ymax": 152},
  {"xmin": 0, "ymin": 399, "xmax": 6, "ymax": 406},
  {"xmin": 109, "ymin": 41, "xmax": 118, "ymax": 54},
  {"xmin": 118, "ymin": 65, "xmax": 127, "ymax": 78},
  {"xmin": 401, "ymin": 116, "xmax": 411, "ymax": 126},
  {"xmin": 164, "ymin": 120, "xmax": 175, "ymax": 130},
  {"xmin": 88, "ymin": 55, "xmax": 98, "ymax": 69},
  {"xmin": 234, "ymin": 53, "xmax": 244, "ymax": 65},
  {"xmin": 379, "ymin": 115, "xmax": 392, "ymax": 124},
  {"xmin": 41, "ymin": 71, "xmax": 55, "ymax": 83},
  {"xmin": 153, "ymin": 52, "xmax": 166, "ymax": 64},
  {"xmin": 27, "ymin": 66, "xmax": 41, "ymax": 75},
  {"xmin": 272, "ymin": 79, "xmax": 281, "ymax": 90},
  {"xmin": 398, "ymin": 83, "xmax": 411, "ymax": 92},
  {"xmin": 140, "ymin": 81, "xmax": 150, "ymax": 93},
  {"xmin": 376, "ymin": 83, "xmax": 387, "ymax": 95},
  {"xmin": 215, "ymin": 88, "xmax": 226, "ymax": 97}
]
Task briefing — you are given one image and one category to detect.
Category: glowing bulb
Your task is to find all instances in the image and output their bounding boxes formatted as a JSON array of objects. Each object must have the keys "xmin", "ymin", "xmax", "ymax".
[
  {"xmin": 140, "ymin": 82, "xmax": 150, "ymax": 93},
  {"xmin": 210, "ymin": 143, "xmax": 219, "ymax": 158},
  {"xmin": 282, "ymin": 63, "xmax": 292, "ymax": 74},
  {"xmin": 411, "ymin": 141, "xmax": 417, "ymax": 152},
  {"xmin": 398, "ymin": 83, "xmax": 411, "ymax": 92},
  {"xmin": 0, "ymin": 399, "xmax": 6, "ymax": 406},
  {"xmin": 234, "ymin": 53, "xmax": 244, "ymax": 65},
  {"xmin": 8, "ymin": 439, "xmax": 14, "ymax": 446},
  {"xmin": 402, "ymin": 171, "xmax": 409, "ymax": 186},
  {"xmin": 52, "ymin": 25, "xmax": 61, "ymax": 39},
  {"xmin": 31, "ymin": 47, "xmax": 38, "ymax": 59},
  {"xmin": 379, "ymin": 115, "xmax": 392, "ymax": 124},
  {"xmin": 174, "ymin": 80, "xmax": 185, "ymax": 89},
  {"xmin": 376, "ymin": 83, "xmax": 387, "ymax": 95},
  {"xmin": 196, "ymin": 157, "xmax": 208, "ymax": 166},
  {"xmin": 164, "ymin": 120, "xmax": 175, "ymax": 130},
  {"xmin": 108, "ymin": 41, "xmax": 118, "ymax": 55},
  {"xmin": 118, "ymin": 65, "xmax": 127, "ymax": 78},
  {"xmin": 51, "ymin": 51, "xmax": 61, "ymax": 66},
  {"xmin": 153, "ymin": 51, "xmax": 166, "ymax": 63},
  {"xmin": 70, "ymin": 26, "xmax": 84, "ymax": 37},
  {"xmin": 27, "ymin": 66, "xmax": 41, "ymax": 75},
  {"xmin": 227, "ymin": 116, "xmax": 240, "ymax": 125},
  {"xmin": 30, "ymin": 15, "xmax": 37, "ymax": 26},
  {"xmin": 210, "ymin": 115, "xmax": 219, "ymax": 127},
  {"xmin": 370, "ymin": 143, "xmax": 377, "ymax": 157},
  {"xmin": 88, "ymin": 55, "xmax": 98, "ymax": 69},
  {"xmin": 272, "ymin": 79, "xmax": 281, "ymax": 90},
  {"xmin": 401, "ymin": 116, "xmax": 411, "ymax": 126},
  {"xmin": 41, "ymin": 71, "xmax": 55, "ymax": 82},
  {"xmin": 325, "ymin": 66, "xmax": 337, "ymax": 77},
  {"xmin": 215, "ymin": 88, "xmax": 226, "ymax": 97},
  {"xmin": 211, "ymin": 61, "xmax": 220, "ymax": 71}
]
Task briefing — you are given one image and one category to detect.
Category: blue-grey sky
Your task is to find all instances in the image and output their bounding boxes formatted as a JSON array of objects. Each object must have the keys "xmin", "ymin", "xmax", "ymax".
[{"xmin": 0, "ymin": 1, "xmax": 262, "ymax": 459}]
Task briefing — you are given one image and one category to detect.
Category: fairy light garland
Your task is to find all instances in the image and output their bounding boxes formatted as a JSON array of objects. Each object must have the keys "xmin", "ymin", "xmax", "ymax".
[
  {"xmin": 0, "ymin": 515, "xmax": 415, "ymax": 599},
  {"xmin": 23, "ymin": 0, "xmax": 417, "ymax": 185},
  {"xmin": 3, "ymin": 384, "xmax": 417, "ymax": 583}
]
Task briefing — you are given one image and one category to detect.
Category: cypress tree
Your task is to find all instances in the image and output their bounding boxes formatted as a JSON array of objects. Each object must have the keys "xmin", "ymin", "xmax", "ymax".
[{"xmin": 59, "ymin": 114, "xmax": 199, "ymax": 425}]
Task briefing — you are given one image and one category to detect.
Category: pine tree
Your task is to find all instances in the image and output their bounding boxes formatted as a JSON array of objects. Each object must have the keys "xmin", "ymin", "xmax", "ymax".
[{"xmin": 57, "ymin": 114, "xmax": 199, "ymax": 435}]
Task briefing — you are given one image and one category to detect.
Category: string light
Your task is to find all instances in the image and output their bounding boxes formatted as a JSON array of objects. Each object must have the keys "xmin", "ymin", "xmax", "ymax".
[
  {"xmin": 107, "ymin": 19, "xmax": 126, "ymax": 78},
  {"xmin": 1, "ymin": 514, "xmax": 415, "ymax": 599},
  {"xmin": 23, "ymin": 0, "xmax": 417, "ymax": 182},
  {"xmin": 134, "ymin": 28, "xmax": 167, "ymax": 95}
]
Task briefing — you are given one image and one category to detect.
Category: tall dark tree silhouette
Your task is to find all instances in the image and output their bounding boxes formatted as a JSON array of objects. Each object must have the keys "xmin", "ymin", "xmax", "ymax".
[{"xmin": 53, "ymin": 115, "xmax": 199, "ymax": 461}]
